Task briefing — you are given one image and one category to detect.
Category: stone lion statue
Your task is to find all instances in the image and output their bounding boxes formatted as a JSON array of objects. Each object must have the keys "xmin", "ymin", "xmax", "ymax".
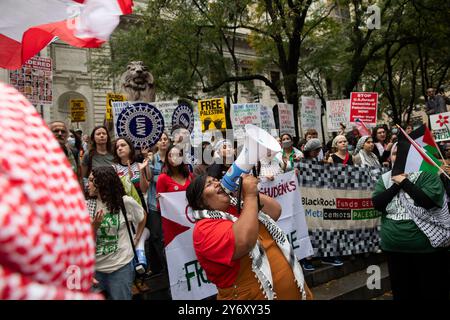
[{"xmin": 120, "ymin": 61, "xmax": 156, "ymax": 102}]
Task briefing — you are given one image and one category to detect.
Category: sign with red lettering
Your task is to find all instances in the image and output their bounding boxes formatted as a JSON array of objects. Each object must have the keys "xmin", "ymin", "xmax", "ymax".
[{"xmin": 349, "ymin": 92, "xmax": 378, "ymax": 126}]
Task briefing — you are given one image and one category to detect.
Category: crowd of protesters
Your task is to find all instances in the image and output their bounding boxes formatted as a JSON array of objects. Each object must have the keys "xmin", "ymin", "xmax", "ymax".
[{"xmin": 49, "ymin": 109, "xmax": 450, "ymax": 300}]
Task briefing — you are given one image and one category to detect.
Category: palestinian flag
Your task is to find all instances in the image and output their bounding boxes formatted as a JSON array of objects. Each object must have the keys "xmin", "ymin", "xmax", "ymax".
[{"xmin": 392, "ymin": 124, "xmax": 442, "ymax": 175}]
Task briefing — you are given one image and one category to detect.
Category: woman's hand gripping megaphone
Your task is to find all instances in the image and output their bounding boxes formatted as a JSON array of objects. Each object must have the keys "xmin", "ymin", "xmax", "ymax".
[{"xmin": 240, "ymin": 174, "xmax": 259, "ymax": 200}]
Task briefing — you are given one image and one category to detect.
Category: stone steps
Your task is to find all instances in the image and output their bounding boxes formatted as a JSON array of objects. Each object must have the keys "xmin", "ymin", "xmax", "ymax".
[
  {"xmin": 134, "ymin": 253, "xmax": 390, "ymax": 300},
  {"xmin": 304, "ymin": 253, "xmax": 387, "ymax": 288},
  {"xmin": 307, "ymin": 254, "xmax": 391, "ymax": 300}
]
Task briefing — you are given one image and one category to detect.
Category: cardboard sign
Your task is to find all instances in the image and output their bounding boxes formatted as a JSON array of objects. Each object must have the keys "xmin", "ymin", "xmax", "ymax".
[
  {"xmin": 70, "ymin": 99, "xmax": 86, "ymax": 122},
  {"xmin": 198, "ymin": 98, "xmax": 226, "ymax": 132},
  {"xmin": 350, "ymin": 92, "xmax": 378, "ymax": 126}
]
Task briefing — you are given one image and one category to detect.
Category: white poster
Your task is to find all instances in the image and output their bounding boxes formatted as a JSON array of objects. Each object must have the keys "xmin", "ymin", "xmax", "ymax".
[
  {"xmin": 259, "ymin": 171, "xmax": 314, "ymax": 260},
  {"xmin": 159, "ymin": 191, "xmax": 218, "ymax": 300},
  {"xmin": 300, "ymin": 97, "xmax": 321, "ymax": 138},
  {"xmin": 111, "ymin": 101, "xmax": 130, "ymax": 138},
  {"xmin": 230, "ymin": 103, "xmax": 262, "ymax": 140},
  {"xmin": 326, "ymin": 99, "xmax": 350, "ymax": 132},
  {"xmin": 278, "ymin": 103, "xmax": 296, "ymax": 137},
  {"xmin": 260, "ymin": 104, "xmax": 277, "ymax": 134},
  {"xmin": 430, "ymin": 111, "xmax": 450, "ymax": 142},
  {"xmin": 153, "ymin": 100, "xmax": 178, "ymax": 134}
]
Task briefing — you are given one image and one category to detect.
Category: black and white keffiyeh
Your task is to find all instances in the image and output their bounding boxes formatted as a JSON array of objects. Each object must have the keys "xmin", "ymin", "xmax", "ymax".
[
  {"xmin": 383, "ymin": 171, "xmax": 450, "ymax": 247},
  {"xmin": 193, "ymin": 199, "xmax": 306, "ymax": 300}
]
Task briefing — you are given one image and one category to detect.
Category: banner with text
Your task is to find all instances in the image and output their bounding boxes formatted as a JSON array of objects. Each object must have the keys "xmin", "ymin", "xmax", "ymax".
[
  {"xmin": 278, "ymin": 102, "xmax": 297, "ymax": 137},
  {"xmin": 231, "ymin": 103, "xmax": 262, "ymax": 140},
  {"xmin": 326, "ymin": 99, "xmax": 351, "ymax": 132},
  {"xmin": 430, "ymin": 112, "xmax": 450, "ymax": 142},
  {"xmin": 300, "ymin": 98, "xmax": 321, "ymax": 139},
  {"xmin": 159, "ymin": 191, "xmax": 218, "ymax": 300},
  {"xmin": 350, "ymin": 92, "xmax": 378, "ymax": 126},
  {"xmin": 298, "ymin": 161, "xmax": 385, "ymax": 257},
  {"xmin": 198, "ymin": 98, "xmax": 227, "ymax": 132},
  {"xmin": 260, "ymin": 171, "xmax": 314, "ymax": 260}
]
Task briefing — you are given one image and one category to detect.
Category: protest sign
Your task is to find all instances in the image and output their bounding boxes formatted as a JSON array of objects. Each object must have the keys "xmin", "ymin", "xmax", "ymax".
[
  {"xmin": 278, "ymin": 102, "xmax": 297, "ymax": 137},
  {"xmin": 260, "ymin": 171, "xmax": 314, "ymax": 260},
  {"xmin": 230, "ymin": 103, "xmax": 262, "ymax": 139},
  {"xmin": 113, "ymin": 102, "xmax": 164, "ymax": 149},
  {"xmin": 326, "ymin": 99, "xmax": 350, "ymax": 132},
  {"xmin": 9, "ymin": 56, "xmax": 52, "ymax": 106},
  {"xmin": 298, "ymin": 162, "xmax": 384, "ymax": 257},
  {"xmin": 198, "ymin": 98, "xmax": 226, "ymax": 132},
  {"xmin": 159, "ymin": 192, "xmax": 217, "ymax": 300},
  {"xmin": 106, "ymin": 93, "xmax": 126, "ymax": 120},
  {"xmin": 300, "ymin": 98, "xmax": 321, "ymax": 138},
  {"xmin": 70, "ymin": 99, "xmax": 86, "ymax": 122},
  {"xmin": 350, "ymin": 92, "xmax": 378, "ymax": 126},
  {"xmin": 430, "ymin": 112, "xmax": 450, "ymax": 142}
]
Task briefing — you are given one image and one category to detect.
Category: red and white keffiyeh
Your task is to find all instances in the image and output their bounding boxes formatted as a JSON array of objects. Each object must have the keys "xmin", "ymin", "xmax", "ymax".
[
  {"xmin": 0, "ymin": 0, "xmax": 133, "ymax": 70},
  {"xmin": 0, "ymin": 83, "xmax": 101, "ymax": 300}
]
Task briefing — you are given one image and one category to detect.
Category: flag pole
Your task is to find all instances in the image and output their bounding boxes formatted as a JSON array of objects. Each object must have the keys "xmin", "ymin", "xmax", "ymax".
[
  {"xmin": 396, "ymin": 124, "xmax": 450, "ymax": 180},
  {"xmin": 427, "ymin": 124, "xmax": 447, "ymax": 162}
]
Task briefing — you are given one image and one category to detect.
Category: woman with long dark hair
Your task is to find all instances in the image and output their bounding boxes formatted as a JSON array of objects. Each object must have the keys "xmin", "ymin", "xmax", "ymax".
[
  {"xmin": 156, "ymin": 144, "xmax": 193, "ymax": 200},
  {"xmin": 88, "ymin": 166, "xmax": 146, "ymax": 300},
  {"xmin": 112, "ymin": 137, "xmax": 148, "ymax": 243},
  {"xmin": 372, "ymin": 125, "xmax": 394, "ymax": 166},
  {"xmin": 82, "ymin": 126, "xmax": 114, "ymax": 180}
]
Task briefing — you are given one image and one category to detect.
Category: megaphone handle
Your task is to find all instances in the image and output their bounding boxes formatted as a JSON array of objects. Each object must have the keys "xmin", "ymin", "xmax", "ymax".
[
  {"xmin": 237, "ymin": 176, "xmax": 243, "ymax": 215},
  {"xmin": 251, "ymin": 167, "xmax": 263, "ymax": 211},
  {"xmin": 237, "ymin": 173, "xmax": 263, "ymax": 216}
]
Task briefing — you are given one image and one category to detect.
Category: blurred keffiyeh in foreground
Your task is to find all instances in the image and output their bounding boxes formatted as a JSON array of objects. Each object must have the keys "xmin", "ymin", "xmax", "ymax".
[{"xmin": 0, "ymin": 82, "xmax": 101, "ymax": 300}]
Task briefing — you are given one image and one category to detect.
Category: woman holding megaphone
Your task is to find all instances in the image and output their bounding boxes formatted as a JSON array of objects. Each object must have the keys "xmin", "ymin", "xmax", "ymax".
[{"xmin": 186, "ymin": 174, "xmax": 313, "ymax": 300}]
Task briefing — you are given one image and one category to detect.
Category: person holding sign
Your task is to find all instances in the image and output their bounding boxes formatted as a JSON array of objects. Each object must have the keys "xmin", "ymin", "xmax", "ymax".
[{"xmin": 186, "ymin": 174, "xmax": 312, "ymax": 300}]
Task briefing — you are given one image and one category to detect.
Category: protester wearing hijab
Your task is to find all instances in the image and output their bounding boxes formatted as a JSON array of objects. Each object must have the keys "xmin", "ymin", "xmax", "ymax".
[
  {"xmin": 372, "ymin": 142, "xmax": 450, "ymax": 300},
  {"xmin": 353, "ymin": 136, "xmax": 381, "ymax": 168}
]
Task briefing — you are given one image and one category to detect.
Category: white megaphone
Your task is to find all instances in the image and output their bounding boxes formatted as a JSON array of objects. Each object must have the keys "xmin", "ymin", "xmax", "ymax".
[{"xmin": 221, "ymin": 124, "xmax": 281, "ymax": 194}]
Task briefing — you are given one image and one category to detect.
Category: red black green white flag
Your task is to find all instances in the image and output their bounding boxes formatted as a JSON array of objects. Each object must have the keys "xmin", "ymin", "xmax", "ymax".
[{"xmin": 392, "ymin": 124, "xmax": 442, "ymax": 175}]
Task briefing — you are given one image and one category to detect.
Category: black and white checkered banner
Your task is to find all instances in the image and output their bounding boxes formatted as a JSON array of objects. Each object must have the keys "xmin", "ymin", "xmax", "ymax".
[{"xmin": 297, "ymin": 161, "xmax": 388, "ymax": 257}]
